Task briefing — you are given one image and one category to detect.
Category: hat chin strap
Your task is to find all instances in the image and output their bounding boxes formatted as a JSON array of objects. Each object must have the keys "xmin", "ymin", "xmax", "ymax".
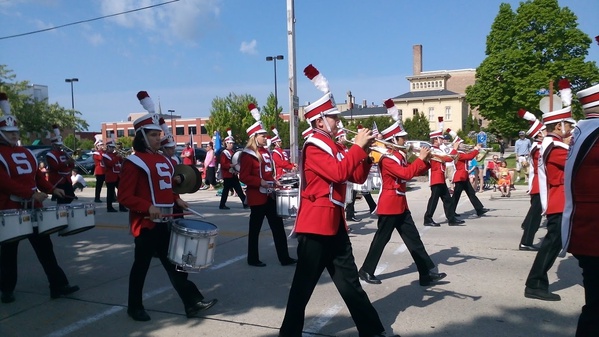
[
  {"xmin": 321, "ymin": 114, "xmax": 333, "ymax": 134},
  {"xmin": 141, "ymin": 129, "xmax": 156, "ymax": 153},
  {"xmin": 0, "ymin": 130, "xmax": 17, "ymax": 146}
]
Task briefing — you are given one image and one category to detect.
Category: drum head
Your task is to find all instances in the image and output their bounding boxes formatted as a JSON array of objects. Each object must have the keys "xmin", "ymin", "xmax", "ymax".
[{"xmin": 173, "ymin": 219, "xmax": 218, "ymax": 236}]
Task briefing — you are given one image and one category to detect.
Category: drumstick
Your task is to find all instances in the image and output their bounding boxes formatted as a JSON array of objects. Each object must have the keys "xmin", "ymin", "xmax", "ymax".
[
  {"xmin": 143, "ymin": 213, "xmax": 193, "ymax": 219},
  {"xmin": 185, "ymin": 208, "xmax": 205, "ymax": 218}
]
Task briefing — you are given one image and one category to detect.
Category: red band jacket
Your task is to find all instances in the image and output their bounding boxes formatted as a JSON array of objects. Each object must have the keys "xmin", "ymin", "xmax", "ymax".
[
  {"xmin": 92, "ymin": 150, "xmax": 105, "ymax": 175},
  {"xmin": 453, "ymin": 149, "xmax": 479, "ymax": 183},
  {"xmin": 46, "ymin": 149, "xmax": 74, "ymax": 186},
  {"xmin": 239, "ymin": 147, "xmax": 276, "ymax": 206},
  {"xmin": 103, "ymin": 152, "xmax": 123, "ymax": 183},
  {"xmin": 272, "ymin": 147, "xmax": 294, "ymax": 179}
]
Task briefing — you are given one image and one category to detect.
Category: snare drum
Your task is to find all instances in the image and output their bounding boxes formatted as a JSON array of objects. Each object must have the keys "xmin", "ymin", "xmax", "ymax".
[
  {"xmin": 0, "ymin": 209, "xmax": 33, "ymax": 244},
  {"xmin": 345, "ymin": 183, "xmax": 353, "ymax": 204},
  {"xmin": 353, "ymin": 175, "xmax": 374, "ymax": 192},
  {"xmin": 35, "ymin": 206, "xmax": 68, "ymax": 236},
  {"xmin": 168, "ymin": 219, "xmax": 218, "ymax": 272},
  {"xmin": 275, "ymin": 188, "xmax": 299, "ymax": 218},
  {"xmin": 279, "ymin": 173, "xmax": 300, "ymax": 188},
  {"xmin": 370, "ymin": 171, "xmax": 382, "ymax": 190},
  {"xmin": 59, "ymin": 203, "xmax": 95, "ymax": 236}
]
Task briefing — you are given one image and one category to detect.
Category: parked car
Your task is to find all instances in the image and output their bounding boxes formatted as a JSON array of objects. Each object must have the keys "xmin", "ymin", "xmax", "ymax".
[{"xmin": 75, "ymin": 156, "xmax": 95, "ymax": 175}]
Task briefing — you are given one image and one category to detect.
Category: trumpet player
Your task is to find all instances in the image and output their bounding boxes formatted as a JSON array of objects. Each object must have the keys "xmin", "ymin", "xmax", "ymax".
[
  {"xmin": 46, "ymin": 129, "xmax": 76, "ymax": 204},
  {"xmin": 446, "ymin": 129, "xmax": 489, "ymax": 218},
  {"xmin": 423, "ymin": 130, "xmax": 464, "ymax": 227},
  {"xmin": 103, "ymin": 140, "xmax": 126, "ymax": 212},
  {"xmin": 358, "ymin": 122, "xmax": 447, "ymax": 287}
]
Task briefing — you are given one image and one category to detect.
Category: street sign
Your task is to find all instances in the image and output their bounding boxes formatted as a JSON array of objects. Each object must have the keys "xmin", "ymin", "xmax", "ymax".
[
  {"xmin": 292, "ymin": 95, "xmax": 299, "ymax": 110},
  {"xmin": 536, "ymin": 88, "xmax": 549, "ymax": 96},
  {"xmin": 477, "ymin": 131, "xmax": 487, "ymax": 148}
]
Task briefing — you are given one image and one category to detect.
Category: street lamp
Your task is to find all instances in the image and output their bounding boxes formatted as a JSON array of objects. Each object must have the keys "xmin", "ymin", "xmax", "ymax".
[
  {"xmin": 168, "ymin": 109, "xmax": 175, "ymax": 136},
  {"xmin": 347, "ymin": 90, "xmax": 353, "ymax": 122},
  {"xmin": 65, "ymin": 78, "xmax": 79, "ymax": 110},
  {"xmin": 266, "ymin": 55, "xmax": 284, "ymax": 128}
]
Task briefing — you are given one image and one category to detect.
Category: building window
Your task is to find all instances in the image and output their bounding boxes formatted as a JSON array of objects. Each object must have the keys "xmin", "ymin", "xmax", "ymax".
[
  {"xmin": 428, "ymin": 107, "xmax": 435, "ymax": 121},
  {"xmin": 398, "ymin": 109, "xmax": 403, "ymax": 119},
  {"xmin": 128, "ymin": 129, "xmax": 135, "ymax": 137},
  {"xmin": 188, "ymin": 126, "xmax": 197, "ymax": 135},
  {"xmin": 412, "ymin": 108, "xmax": 418, "ymax": 116},
  {"xmin": 106, "ymin": 130, "xmax": 115, "ymax": 139},
  {"xmin": 200, "ymin": 126, "xmax": 208, "ymax": 135},
  {"xmin": 117, "ymin": 129, "xmax": 124, "ymax": 137},
  {"xmin": 445, "ymin": 106, "xmax": 451, "ymax": 120},
  {"xmin": 176, "ymin": 126, "xmax": 185, "ymax": 136}
]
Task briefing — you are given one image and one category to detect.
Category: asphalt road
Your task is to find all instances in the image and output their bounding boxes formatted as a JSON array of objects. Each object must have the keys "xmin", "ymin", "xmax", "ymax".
[{"xmin": 0, "ymin": 181, "xmax": 583, "ymax": 337}]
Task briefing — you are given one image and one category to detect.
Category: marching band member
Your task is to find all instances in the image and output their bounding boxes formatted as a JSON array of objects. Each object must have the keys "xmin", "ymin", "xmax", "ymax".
[
  {"xmin": 561, "ymin": 82, "xmax": 599, "ymax": 336},
  {"xmin": 517, "ymin": 109, "xmax": 546, "ymax": 251},
  {"xmin": 218, "ymin": 128, "xmax": 247, "ymax": 210},
  {"xmin": 103, "ymin": 139, "xmax": 126, "ymax": 212},
  {"xmin": 270, "ymin": 126, "xmax": 297, "ymax": 180},
  {"xmin": 358, "ymin": 115, "xmax": 447, "ymax": 287},
  {"xmin": 423, "ymin": 122, "xmax": 464, "ymax": 227},
  {"xmin": 46, "ymin": 125, "xmax": 76, "ymax": 204},
  {"xmin": 446, "ymin": 129, "xmax": 489, "ymax": 218},
  {"xmin": 92, "ymin": 136, "xmax": 105, "ymax": 203},
  {"xmin": 239, "ymin": 103, "xmax": 296, "ymax": 267},
  {"xmin": 118, "ymin": 92, "xmax": 217, "ymax": 321},
  {"xmin": 0, "ymin": 93, "xmax": 79, "ymax": 303},
  {"xmin": 524, "ymin": 79, "xmax": 575, "ymax": 302},
  {"xmin": 280, "ymin": 65, "xmax": 399, "ymax": 337}
]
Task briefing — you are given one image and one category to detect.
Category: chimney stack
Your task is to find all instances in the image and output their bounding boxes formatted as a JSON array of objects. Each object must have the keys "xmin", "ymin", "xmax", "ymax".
[{"xmin": 413, "ymin": 45, "xmax": 422, "ymax": 75}]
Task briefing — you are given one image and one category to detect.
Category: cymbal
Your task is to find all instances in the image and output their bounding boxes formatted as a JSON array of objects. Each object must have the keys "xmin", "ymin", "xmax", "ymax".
[{"xmin": 173, "ymin": 164, "xmax": 202, "ymax": 194}]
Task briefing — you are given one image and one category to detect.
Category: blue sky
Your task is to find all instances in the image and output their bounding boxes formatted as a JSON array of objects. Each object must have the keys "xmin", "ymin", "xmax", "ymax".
[{"xmin": 1, "ymin": 0, "xmax": 598, "ymax": 132}]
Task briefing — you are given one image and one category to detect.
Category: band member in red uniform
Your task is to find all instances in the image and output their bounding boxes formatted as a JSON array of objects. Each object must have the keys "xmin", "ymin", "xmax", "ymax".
[
  {"xmin": 525, "ymin": 89, "xmax": 575, "ymax": 302},
  {"xmin": 446, "ymin": 129, "xmax": 488, "ymax": 217},
  {"xmin": 0, "ymin": 94, "xmax": 78, "ymax": 303},
  {"xmin": 45, "ymin": 126, "xmax": 75, "ymax": 204},
  {"xmin": 92, "ymin": 137, "xmax": 105, "ymax": 203},
  {"xmin": 562, "ymin": 82, "xmax": 599, "ymax": 336},
  {"xmin": 280, "ymin": 65, "xmax": 399, "ymax": 337},
  {"xmin": 270, "ymin": 126, "xmax": 296, "ymax": 180},
  {"xmin": 118, "ymin": 94, "xmax": 217, "ymax": 322},
  {"xmin": 358, "ymin": 118, "xmax": 447, "ymax": 287},
  {"xmin": 423, "ymin": 127, "xmax": 463, "ymax": 227},
  {"xmin": 103, "ymin": 140, "xmax": 126, "ymax": 212},
  {"xmin": 517, "ymin": 109, "xmax": 546, "ymax": 251},
  {"xmin": 218, "ymin": 128, "xmax": 247, "ymax": 210},
  {"xmin": 239, "ymin": 104, "xmax": 296, "ymax": 267}
]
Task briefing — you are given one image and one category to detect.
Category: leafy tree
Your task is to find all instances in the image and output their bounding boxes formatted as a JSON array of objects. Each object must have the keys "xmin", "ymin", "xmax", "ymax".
[
  {"xmin": 465, "ymin": 0, "xmax": 599, "ymax": 139},
  {"xmin": 118, "ymin": 137, "xmax": 133, "ymax": 149},
  {"xmin": 204, "ymin": 93, "xmax": 258, "ymax": 146},
  {"xmin": 0, "ymin": 65, "xmax": 89, "ymax": 145},
  {"xmin": 403, "ymin": 111, "xmax": 431, "ymax": 141}
]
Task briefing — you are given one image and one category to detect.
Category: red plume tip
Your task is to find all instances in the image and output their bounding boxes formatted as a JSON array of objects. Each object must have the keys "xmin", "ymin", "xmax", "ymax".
[
  {"xmin": 159, "ymin": 117, "xmax": 165, "ymax": 123},
  {"xmin": 446, "ymin": 128, "xmax": 451, "ymax": 133},
  {"xmin": 248, "ymin": 103, "xmax": 256, "ymax": 111},
  {"xmin": 136, "ymin": 91, "xmax": 149, "ymax": 100},
  {"xmin": 357, "ymin": 124, "xmax": 363, "ymax": 129},
  {"xmin": 271, "ymin": 126, "xmax": 276, "ymax": 130},
  {"xmin": 558, "ymin": 78, "xmax": 570, "ymax": 90},
  {"xmin": 595, "ymin": 35, "xmax": 599, "ymax": 45},
  {"xmin": 226, "ymin": 128, "xmax": 231, "ymax": 131},
  {"xmin": 0, "ymin": 93, "xmax": 7, "ymax": 100},
  {"xmin": 437, "ymin": 116, "xmax": 444, "ymax": 122},
  {"xmin": 303, "ymin": 64, "xmax": 320, "ymax": 80},
  {"xmin": 517, "ymin": 108, "xmax": 526, "ymax": 118},
  {"xmin": 383, "ymin": 99, "xmax": 394, "ymax": 109}
]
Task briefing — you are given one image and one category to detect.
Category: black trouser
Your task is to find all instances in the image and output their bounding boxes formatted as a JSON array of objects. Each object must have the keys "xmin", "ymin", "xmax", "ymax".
[
  {"xmin": 128, "ymin": 223, "xmax": 204, "ymax": 311},
  {"xmin": 205, "ymin": 167, "xmax": 216, "ymax": 186},
  {"xmin": 525, "ymin": 213, "xmax": 562, "ymax": 291},
  {"xmin": 450, "ymin": 180, "xmax": 484, "ymax": 215},
  {"xmin": 280, "ymin": 219, "xmax": 385, "ymax": 337},
  {"xmin": 73, "ymin": 182, "xmax": 85, "ymax": 191},
  {"xmin": 1, "ymin": 234, "xmax": 69, "ymax": 294},
  {"xmin": 520, "ymin": 193, "xmax": 542, "ymax": 246},
  {"xmin": 219, "ymin": 176, "xmax": 246, "ymax": 207},
  {"xmin": 106, "ymin": 180, "xmax": 123, "ymax": 210},
  {"xmin": 424, "ymin": 183, "xmax": 456, "ymax": 222},
  {"xmin": 346, "ymin": 190, "xmax": 377, "ymax": 218},
  {"xmin": 361, "ymin": 211, "xmax": 434, "ymax": 277},
  {"xmin": 94, "ymin": 174, "xmax": 105, "ymax": 200},
  {"xmin": 574, "ymin": 255, "xmax": 599, "ymax": 337},
  {"xmin": 248, "ymin": 197, "xmax": 291, "ymax": 264}
]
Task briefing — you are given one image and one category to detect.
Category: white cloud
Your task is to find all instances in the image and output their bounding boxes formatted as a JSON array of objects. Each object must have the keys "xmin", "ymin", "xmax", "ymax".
[
  {"xmin": 240, "ymin": 39, "xmax": 258, "ymax": 55},
  {"xmin": 85, "ymin": 32, "xmax": 105, "ymax": 46}
]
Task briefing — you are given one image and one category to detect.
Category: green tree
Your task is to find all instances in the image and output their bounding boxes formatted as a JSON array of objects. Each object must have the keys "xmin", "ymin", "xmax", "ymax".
[
  {"xmin": 0, "ymin": 65, "xmax": 89, "ymax": 144},
  {"xmin": 204, "ymin": 93, "xmax": 258, "ymax": 146},
  {"xmin": 403, "ymin": 111, "xmax": 431, "ymax": 141},
  {"xmin": 465, "ymin": 0, "xmax": 599, "ymax": 138}
]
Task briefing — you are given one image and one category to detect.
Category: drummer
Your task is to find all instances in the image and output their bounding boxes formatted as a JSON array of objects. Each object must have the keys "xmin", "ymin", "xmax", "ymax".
[
  {"xmin": 239, "ymin": 103, "xmax": 297, "ymax": 267},
  {"xmin": 118, "ymin": 93, "xmax": 217, "ymax": 321},
  {"xmin": 103, "ymin": 139, "xmax": 127, "ymax": 212},
  {"xmin": 218, "ymin": 128, "xmax": 248, "ymax": 210},
  {"xmin": 270, "ymin": 126, "xmax": 297, "ymax": 180},
  {"xmin": 46, "ymin": 125, "xmax": 76, "ymax": 205},
  {"xmin": 0, "ymin": 93, "xmax": 79, "ymax": 303}
]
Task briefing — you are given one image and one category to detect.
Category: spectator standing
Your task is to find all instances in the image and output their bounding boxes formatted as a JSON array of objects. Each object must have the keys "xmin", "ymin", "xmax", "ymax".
[
  {"xmin": 181, "ymin": 142, "xmax": 195, "ymax": 167},
  {"xmin": 514, "ymin": 131, "xmax": 531, "ymax": 183},
  {"xmin": 203, "ymin": 142, "xmax": 217, "ymax": 190}
]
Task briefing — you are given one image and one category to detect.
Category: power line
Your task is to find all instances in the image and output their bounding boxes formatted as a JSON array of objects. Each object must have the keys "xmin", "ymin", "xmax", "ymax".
[{"xmin": 0, "ymin": 0, "xmax": 180, "ymax": 40}]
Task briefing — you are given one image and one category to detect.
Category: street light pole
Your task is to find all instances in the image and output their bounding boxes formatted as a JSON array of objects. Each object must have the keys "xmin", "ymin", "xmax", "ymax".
[
  {"xmin": 347, "ymin": 90, "xmax": 353, "ymax": 122},
  {"xmin": 266, "ymin": 55, "xmax": 284, "ymax": 129},
  {"xmin": 168, "ymin": 109, "xmax": 175, "ymax": 137},
  {"xmin": 65, "ymin": 78, "xmax": 79, "ymax": 150}
]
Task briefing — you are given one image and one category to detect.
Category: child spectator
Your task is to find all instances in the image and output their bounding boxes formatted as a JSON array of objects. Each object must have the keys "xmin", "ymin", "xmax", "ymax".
[
  {"xmin": 71, "ymin": 169, "xmax": 87, "ymax": 192},
  {"xmin": 497, "ymin": 161, "xmax": 512, "ymax": 197}
]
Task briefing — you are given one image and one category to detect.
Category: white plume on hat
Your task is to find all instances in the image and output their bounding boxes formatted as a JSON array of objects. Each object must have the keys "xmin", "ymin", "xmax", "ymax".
[
  {"xmin": 158, "ymin": 117, "xmax": 170, "ymax": 136},
  {"xmin": 517, "ymin": 108, "xmax": 537, "ymax": 122},
  {"xmin": 94, "ymin": 134, "xmax": 103, "ymax": 146},
  {"xmin": 52, "ymin": 124, "xmax": 61, "ymax": 139},
  {"xmin": 227, "ymin": 128, "xmax": 232, "ymax": 137},
  {"xmin": 137, "ymin": 91, "xmax": 155, "ymax": 113},
  {"xmin": 559, "ymin": 79, "xmax": 572, "ymax": 107},
  {"xmin": 0, "ymin": 93, "xmax": 11, "ymax": 115},
  {"xmin": 304, "ymin": 64, "xmax": 330, "ymax": 93},
  {"xmin": 384, "ymin": 99, "xmax": 400, "ymax": 121},
  {"xmin": 445, "ymin": 128, "xmax": 462, "ymax": 144},
  {"xmin": 248, "ymin": 103, "xmax": 261, "ymax": 121},
  {"xmin": 437, "ymin": 116, "xmax": 444, "ymax": 131},
  {"xmin": 271, "ymin": 126, "xmax": 279, "ymax": 137}
]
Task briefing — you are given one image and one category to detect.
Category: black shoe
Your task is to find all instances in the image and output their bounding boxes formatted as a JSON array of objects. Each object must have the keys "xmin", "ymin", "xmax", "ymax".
[
  {"xmin": 419, "ymin": 271, "xmax": 447, "ymax": 286},
  {"xmin": 519, "ymin": 244, "xmax": 539, "ymax": 251},
  {"xmin": 186, "ymin": 299, "xmax": 218, "ymax": 318},
  {"xmin": 476, "ymin": 208, "xmax": 489, "ymax": 216},
  {"xmin": 281, "ymin": 258, "xmax": 297, "ymax": 266},
  {"xmin": 219, "ymin": 205, "xmax": 230, "ymax": 210},
  {"xmin": 423, "ymin": 220, "xmax": 440, "ymax": 227},
  {"xmin": 369, "ymin": 208, "xmax": 376, "ymax": 214},
  {"xmin": 348, "ymin": 216, "xmax": 360, "ymax": 222},
  {"xmin": 524, "ymin": 287, "xmax": 561, "ymax": 301},
  {"xmin": 119, "ymin": 207, "xmax": 128, "ymax": 212},
  {"xmin": 1, "ymin": 292, "xmax": 15, "ymax": 303},
  {"xmin": 94, "ymin": 199, "xmax": 102, "ymax": 203},
  {"xmin": 127, "ymin": 308, "xmax": 151, "ymax": 321},
  {"xmin": 358, "ymin": 269, "xmax": 382, "ymax": 284},
  {"xmin": 454, "ymin": 213, "xmax": 461, "ymax": 217},
  {"xmin": 248, "ymin": 261, "xmax": 266, "ymax": 267},
  {"xmin": 243, "ymin": 204, "xmax": 250, "ymax": 209},
  {"xmin": 50, "ymin": 284, "xmax": 80, "ymax": 299},
  {"xmin": 107, "ymin": 208, "xmax": 118, "ymax": 213},
  {"xmin": 448, "ymin": 219, "xmax": 465, "ymax": 226}
]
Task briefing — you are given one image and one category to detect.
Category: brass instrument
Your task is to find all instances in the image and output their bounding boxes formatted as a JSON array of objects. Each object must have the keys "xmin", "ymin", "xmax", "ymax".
[
  {"xmin": 342, "ymin": 128, "xmax": 412, "ymax": 152},
  {"xmin": 115, "ymin": 148, "xmax": 132, "ymax": 157},
  {"xmin": 60, "ymin": 144, "xmax": 91, "ymax": 175}
]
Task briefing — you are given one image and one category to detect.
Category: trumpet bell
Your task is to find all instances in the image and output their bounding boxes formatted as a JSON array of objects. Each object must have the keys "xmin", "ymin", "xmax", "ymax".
[{"xmin": 173, "ymin": 164, "xmax": 203, "ymax": 194}]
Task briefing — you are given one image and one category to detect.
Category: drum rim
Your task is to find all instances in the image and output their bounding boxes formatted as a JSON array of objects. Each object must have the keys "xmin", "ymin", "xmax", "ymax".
[
  {"xmin": 171, "ymin": 220, "xmax": 218, "ymax": 237},
  {"xmin": 275, "ymin": 188, "xmax": 299, "ymax": 196}
]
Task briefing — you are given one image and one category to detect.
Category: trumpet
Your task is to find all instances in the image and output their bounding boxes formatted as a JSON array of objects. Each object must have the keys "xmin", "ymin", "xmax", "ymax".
[
  {"xmin": 60, "ymin": 144, "xmax": 90, "ymax": 175},
  {"xmin": 115, "ymin": 147, "xmax": 132, "ymax": 157},
  {"xmin": 341, "ymin": 128, "xmax": 412, "ymax": 152}
]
